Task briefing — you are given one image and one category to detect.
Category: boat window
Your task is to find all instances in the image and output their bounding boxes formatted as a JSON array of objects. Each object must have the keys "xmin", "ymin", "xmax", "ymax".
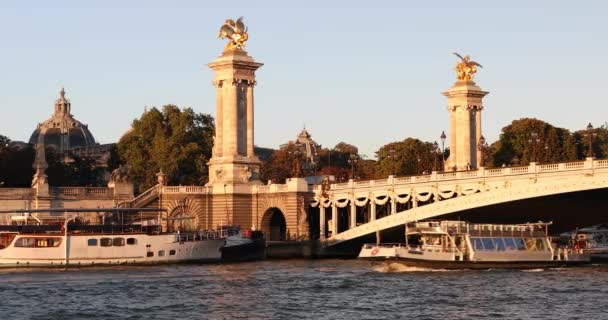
[
  {"xmin": 14, "ymin": 237, "xmax": 62, "ymax": 248},
  {"xmin": 493, "ymin": 238, "xmax": 506, "ymax": 251},
  {"xmin": 126, "ymin": 238, "xmax": 137, "ymax": 245},
  {"xmin": 514, "ymin": 238, "xmax": 526, "ymax": 250},
  {"xmin": 100, "ymin": 238, "xmax": 113, "ymax": 247},
  {"xmin": 482, "ymin": 238, "xmax": 495, "ymax": 251},
  {"xmin": 169, "ymin": 250, "xmax": 176, "ymax": 256},
  {"xmin": 113, "ymin": 238, "xmax": 125, "ymax": 247},
  {"xmin": 504, "ymin": 238, "xmax": 517, "ymax": 250},
  {"xmin": 88, "ymin": 239, "xmax": 98, "ymax": 246},
  {"xmin": 158, "ymin": 250, "xmax": 165, "ymax": 257},
  {"xmin": 146, "ymin": 251, "xmax": 154, "ymax": 257},
  {"xmin": 472, "ymin": 237, "xmax": 484, "ymax": 250}
]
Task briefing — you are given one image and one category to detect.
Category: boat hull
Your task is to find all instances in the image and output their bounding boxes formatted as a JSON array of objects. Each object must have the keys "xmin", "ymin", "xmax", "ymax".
[{"xmin": 373, "ymin": 257, "xmax": 589, "ymax": 270}]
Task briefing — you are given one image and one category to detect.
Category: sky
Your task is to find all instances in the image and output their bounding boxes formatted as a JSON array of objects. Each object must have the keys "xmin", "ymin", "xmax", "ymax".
[{"xmin": 1, "ymin": 1, "xmax": 607, "ymax": 158}]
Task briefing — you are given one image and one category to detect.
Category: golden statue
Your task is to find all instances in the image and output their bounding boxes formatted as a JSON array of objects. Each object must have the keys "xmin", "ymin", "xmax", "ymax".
[
  {"xmin": 218, "ymin": 17, "xmax": 249, "ymax": 50},
  {"xmin": 453, "ymin": 53, "xmax": 483, "ymax": 81}
]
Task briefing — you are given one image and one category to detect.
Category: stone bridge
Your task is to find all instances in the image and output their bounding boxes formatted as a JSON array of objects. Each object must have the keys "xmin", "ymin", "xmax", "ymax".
[{"xmin": 311, "ymin": 158, "xmax": 608, "ymax": 245}]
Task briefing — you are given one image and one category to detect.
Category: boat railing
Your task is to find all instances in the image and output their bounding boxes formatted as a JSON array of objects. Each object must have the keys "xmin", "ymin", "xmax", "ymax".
[{"xmin": 174, "ymin": 230, "xmax": 226, "ymax": 242}]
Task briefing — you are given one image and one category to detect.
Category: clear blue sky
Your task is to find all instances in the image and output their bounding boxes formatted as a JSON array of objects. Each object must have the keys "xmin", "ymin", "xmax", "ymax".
[{"xmin": 1, "ymin": 1, "xmax": 607, "ymax": 158}]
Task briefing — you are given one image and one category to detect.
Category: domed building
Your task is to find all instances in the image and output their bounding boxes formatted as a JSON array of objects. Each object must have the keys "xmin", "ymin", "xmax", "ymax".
[
  {"xmin": 28, "ymin": 88, "xmax": 113, "ymax": 166},
  {"xmin": 29, "ymin": 88, "xmax": 96, "ymax": 152},
  {"xmin": 280, "ymin": 128, "xmax": 320, "ymax": 174}
]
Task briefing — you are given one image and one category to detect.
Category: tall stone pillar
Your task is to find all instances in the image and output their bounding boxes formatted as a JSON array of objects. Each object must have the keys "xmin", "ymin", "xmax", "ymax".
[
  {"xmin": 443, "ymin": 80, "xmax": 488, "ymax": 171},
  {"xmin": 319, "ymin": 207, "xmax": 326, "ymax": 240},
  {"xmin": 207, "ymin": 48, "xmax": 263, "ymax": 186}
]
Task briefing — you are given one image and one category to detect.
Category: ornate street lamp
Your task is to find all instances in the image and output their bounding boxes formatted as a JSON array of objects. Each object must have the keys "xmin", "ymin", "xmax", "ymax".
[
  {"xmin": 440, "ymin": 131, "xmax": 447, "ymax": 166},
  {"xmin": 477, "ymin": 135, "xmax": 487, "ymax": 167},
  {"xmin": 585, "ymin": 122, "xmax": 597, "ymax": 158},
  {"xmin": 348, "ymin": 154, "xmax": 358, "ymax": 180},
  {"xmin": 432, "ymin": 141, "xmax": 440, "ymax": 171},
  {"xmin": 527, "ymin": 132, "xmax": 541, "ymax": 163},
  {"xmin": 387, "ymin": 149, "xmax": 397, "ymax": 176}
]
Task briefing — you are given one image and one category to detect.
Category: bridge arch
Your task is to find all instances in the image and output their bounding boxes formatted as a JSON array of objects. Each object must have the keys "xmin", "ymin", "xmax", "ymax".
[{"xmin": 261, "ymin": 207, "xmax": 287, "ymax": 241}]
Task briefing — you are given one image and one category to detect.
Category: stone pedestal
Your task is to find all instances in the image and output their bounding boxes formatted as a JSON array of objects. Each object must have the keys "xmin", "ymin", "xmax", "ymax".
[
  {"xmin": 443, "ymin": 80, "xmax": 488, "ymax": 171},
  {"xmin": 207, "ymin": 48, "xmax": 263, "ymax": 186}
]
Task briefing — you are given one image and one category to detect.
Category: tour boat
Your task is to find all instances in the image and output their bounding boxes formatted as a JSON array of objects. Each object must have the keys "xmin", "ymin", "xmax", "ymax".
[
  {"xmin": 0, "ymin": 208, "xmax": 225, "ymax": 267},
  {"xmin": 564, "ymin": 224, "xmax": 608, "ymax": 262},
  {"xmin": 359, "ymin": 220, "xmax": 590, "ymax": 269}
]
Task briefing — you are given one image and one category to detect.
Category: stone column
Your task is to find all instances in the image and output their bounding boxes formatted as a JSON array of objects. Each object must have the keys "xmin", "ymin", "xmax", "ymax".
[
  {"xmin": 319, "ymin": 206, "xmax": 326, "ymax": 240},
  {"xmin": 247, "ymin": 83, "xmax": 255, "ymax": 157},
  {"xmin": 370, "ymin": 201, "xmax": 376, "ymax": 221},
  {"xmin": 331, "ymin": 204, "xmax": 338, "ymax": 236},
  {"xmin": 207, "ymin": 48, "xmax": 263, "ymax": 186},
  {"xmin": 475, "ymin": 108, "xmax": 482, "ymax": 168},
  {"xmin": 214, "ymin": 80, "xmax": 224, "ymax": 157},
  {"xmin": 390, "ymin": 196, "xmax": 397, "ymax": 215},
  {"xmin": 443, "ymin": 81, "xmax": 488, "ymax": 171},
  {"xmin": 349, "ymin": 200, "xmax": 356, "ymax": 229}
]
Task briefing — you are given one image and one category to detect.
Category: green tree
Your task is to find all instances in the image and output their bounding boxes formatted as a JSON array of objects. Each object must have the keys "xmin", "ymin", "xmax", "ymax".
[
  {"xmin": 491, "ymin": 118, "xmax": 577, "ymax": 166},
  {"xmin": 0, "ymin": 134, "xmax": 9, "ymax": 149},
  {"xmin": 376, "ymin": 138, "xmax": 439, "ymax": 177},
  {"xmin": 117, "ymin": 105, "xmax": 214, "ymax": 193},
  {"xmin": 573, "ymin": 125, "xmax": 608, "ymax": 159}
]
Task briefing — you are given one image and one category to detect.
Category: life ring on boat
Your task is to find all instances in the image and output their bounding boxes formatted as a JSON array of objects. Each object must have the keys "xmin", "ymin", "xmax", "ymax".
[{"xmin": 371, "ymin": 248, "xmax": 379, "ymax": 256}]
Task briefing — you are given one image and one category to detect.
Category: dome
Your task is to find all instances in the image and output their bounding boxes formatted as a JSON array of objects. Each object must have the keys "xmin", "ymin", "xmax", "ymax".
[{"xmin": 28, "ymin": 88, "xmax": 97, "ymax": 153}]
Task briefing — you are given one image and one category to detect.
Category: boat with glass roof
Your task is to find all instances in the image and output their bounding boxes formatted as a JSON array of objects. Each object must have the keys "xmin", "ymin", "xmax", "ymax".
[{"xmin": 359, "ymin": 220, "xmax": 590, "ymax": 269}]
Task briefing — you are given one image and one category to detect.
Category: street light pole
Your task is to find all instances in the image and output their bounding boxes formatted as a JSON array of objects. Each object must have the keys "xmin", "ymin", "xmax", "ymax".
[
  {"xmin": 585, "ymin": 122, "xmax": 597, "ymax": 158},
  {"xmin": 348, "ymin": 154, "xmax": 358, "ymax": 180},
  {"xmin": 528, "ymin": 132, "xmax": 541, "ymax": 163},
  {"xmin": 432, "ymin": 141, "xmax": 439, "ymax": 171},
  {"xmin": 440, "ymin": 131, "xmax": 447, "ymax": 171},
  {"xmin": 388, "ymin": 149, "xmax": 396, "ymax": 176},
  {"xmin": 477, "ymin": 135, "xmax": 487, "ymax": 167}
]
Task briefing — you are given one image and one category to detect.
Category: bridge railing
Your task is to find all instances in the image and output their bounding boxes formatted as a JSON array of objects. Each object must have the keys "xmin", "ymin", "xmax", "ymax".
[{"xmin": 327, "ymin": 158, "xmax": 600, "ymax": 191}]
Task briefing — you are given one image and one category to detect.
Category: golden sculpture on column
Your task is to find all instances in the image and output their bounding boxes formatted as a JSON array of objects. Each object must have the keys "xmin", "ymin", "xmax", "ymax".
[
  {"xmin": 453, "ymin": 53, "xmax": 483, "ymax": 81},
  {"xmin": 218, "ymin": 17, "xmax": 249, "ymax": 50}
]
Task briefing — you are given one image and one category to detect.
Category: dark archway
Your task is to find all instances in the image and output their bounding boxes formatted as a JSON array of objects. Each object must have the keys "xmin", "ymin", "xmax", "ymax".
[{"xmin": 262, "ymin": 207, "xmax": 287, "ymax": 241}]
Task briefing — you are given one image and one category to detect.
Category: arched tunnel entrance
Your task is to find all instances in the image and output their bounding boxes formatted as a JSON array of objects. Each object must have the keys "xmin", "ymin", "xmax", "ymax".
[{"xmin": 262, "ymin": 207, "xmax": 287, "ymax": 241}]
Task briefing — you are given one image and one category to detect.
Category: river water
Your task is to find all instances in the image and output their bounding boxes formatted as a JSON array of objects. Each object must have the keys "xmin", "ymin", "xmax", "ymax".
[{"xmin": 0, "ymin": 260, "xmax": 607, "ymax": 320}]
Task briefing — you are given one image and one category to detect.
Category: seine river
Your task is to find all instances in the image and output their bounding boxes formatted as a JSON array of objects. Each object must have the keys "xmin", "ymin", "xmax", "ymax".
[{"xmin": 0, "ymin": 260, "xmax": 607, "ymax": 320}]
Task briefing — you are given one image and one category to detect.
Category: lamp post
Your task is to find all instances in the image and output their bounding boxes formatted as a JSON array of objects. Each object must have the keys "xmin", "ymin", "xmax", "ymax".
[
  {"xmin": 585, "ymin": 122, "xmax": 597, "ymax": 158},
  {"xmin": 528, "ymin": 132, "xmax": 541, "ymax": 163},
  {"xmin": 387, "ymin": 149, "xmax": 397, "ymax": 176},
  {"xmin": 348, "ymin": 154, "xmax": 358, "ymax": 180},
  {"xmin": 440, "ymin": 131, "xmax": 447, "ymax": 170},
  {"xmin": 432, "ymin": 141, "xmax": 440, "ymax": 171},
  {"xmin": 477, "ymin": 135, "xmax": 487, "ymax": 167}
]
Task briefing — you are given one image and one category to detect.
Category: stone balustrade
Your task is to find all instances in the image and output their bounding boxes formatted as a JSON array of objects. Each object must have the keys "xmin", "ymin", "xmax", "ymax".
[{"xmin": 324, "ymin": 158, "xmax": 604, "ymax": 193}]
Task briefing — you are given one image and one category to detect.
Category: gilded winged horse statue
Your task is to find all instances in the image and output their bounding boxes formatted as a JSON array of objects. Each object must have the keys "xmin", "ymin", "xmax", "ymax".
[
  {"xmin": 218, "ymin": 17, "xmax": 249, "ymax": 50},
  {"xmin": 453, "ymin": 53, "xmax": 483, "ymax": 81}
]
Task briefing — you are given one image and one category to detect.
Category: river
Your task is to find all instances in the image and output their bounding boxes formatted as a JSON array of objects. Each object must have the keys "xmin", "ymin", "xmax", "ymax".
[{"xmin": 0, "ymin": 260, "xmax": 606, "ymax": 319}]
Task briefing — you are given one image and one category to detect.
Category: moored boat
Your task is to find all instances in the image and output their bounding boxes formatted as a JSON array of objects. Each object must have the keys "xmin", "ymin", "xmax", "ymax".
[
  {"xmin": 359, "ymin": 220, "xmax": 590, "ymax": 269},
  {"xmin": 220, "ymin": 226, "xmax": 266, "ymax": 262},
  {"xmin": 563, "ymin": 224, "xmax": 608, "ymax": 262},
  {"xmin": 0, "ymin": 208, "xmax": 225, "ymax": 267}
]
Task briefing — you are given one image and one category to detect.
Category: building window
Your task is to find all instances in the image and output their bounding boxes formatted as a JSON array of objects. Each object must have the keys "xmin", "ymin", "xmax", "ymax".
[
  {"xmin": 158, "ymin": 250, "xmax": 165, "ymax": 257},
  {"xmin": 100, "ymin": 238, "xmax": 113, "ymax": 247},
  {"xmin": 169, "ymin": 250, "xmax": 176, "ymax": 256},
  {"xmin": 146, "ymin": 252, "xmax": 154, "ymax": 257},
  {"xmin": 113, "ymin": 238, "xmax": 125, "ymax": 246},
  {"xmin": 126, "ymin": 238, "xmax": 137, "ymax": 245},
  {"xmin": 88, "ymin": 239, "xmax": 98, "ymax": 246}
]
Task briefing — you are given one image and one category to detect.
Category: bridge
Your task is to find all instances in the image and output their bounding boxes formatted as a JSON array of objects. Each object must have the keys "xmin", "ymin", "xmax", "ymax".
[{"xmin": 312, "ymin": 157, "xmax": 608, "ymax": 246}]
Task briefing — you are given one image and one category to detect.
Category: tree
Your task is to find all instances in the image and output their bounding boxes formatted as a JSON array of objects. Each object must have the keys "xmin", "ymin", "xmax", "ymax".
[
  {"xmin": 491, "ymin": 118, "xmax": 577, "ymax": 166},
  {"xmin": 375, "ymin": 138, "xmax": 439, "ymax": 177},
  {"xmin": 573, "ymin": 126, "xmax": 608, "ymax": 159},
  {"xmin": 117, "ymin": 105, "xmax": 214, "ymax": 193},
  {"xmin": 0, "ymin": 138, "xmax": 35, "ymax": 187},
  {"xmin": 260, "ymin": 143, "xmax": 301, "ymax": 183}
]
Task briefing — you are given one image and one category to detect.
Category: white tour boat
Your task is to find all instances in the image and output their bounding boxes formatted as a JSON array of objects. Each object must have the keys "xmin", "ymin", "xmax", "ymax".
[
  {"xmin": 359, "ymin": 220, "xmax": 590, "ymax": 269},
  {"xmin": 0, "ymin": 208, "xmax": 225, "ymax": 267}
]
